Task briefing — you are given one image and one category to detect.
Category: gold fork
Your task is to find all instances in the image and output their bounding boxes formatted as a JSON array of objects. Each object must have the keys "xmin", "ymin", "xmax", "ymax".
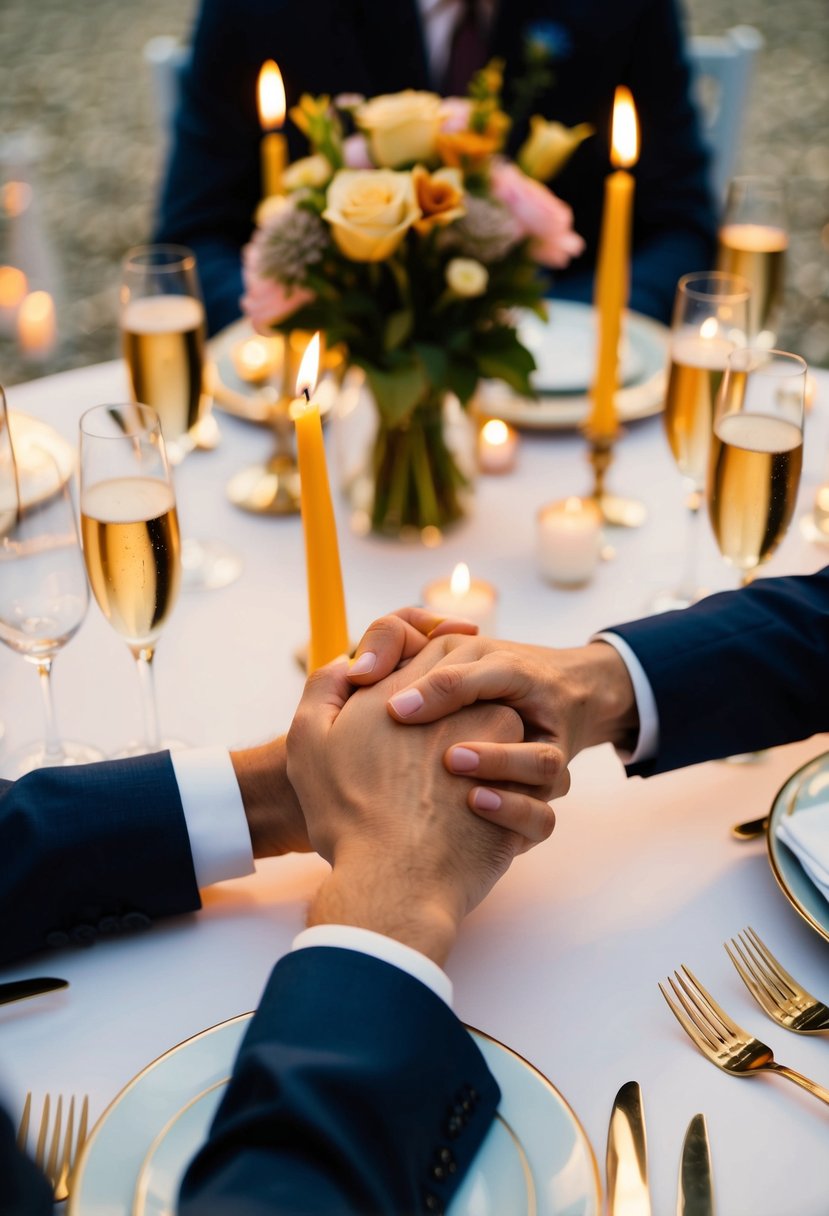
[
  {"xmin": 725, "ymin": 927, "xmax": 829, "ymax": 1036},
  {"xmin": 17, "ymin": 1092, "xmax": 90, "ymax": 1202},
  {"xmin": 659, "ymin": 966, "xmax": 829, "ymax": 1106}
]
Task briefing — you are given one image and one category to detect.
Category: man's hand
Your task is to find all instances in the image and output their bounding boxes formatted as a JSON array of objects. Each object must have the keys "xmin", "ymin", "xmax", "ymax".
[
  {"xmin": 287, "ymin": 649, "xmax": 556, "ymax": 965},
  {"xmin": 230, "ymin": 739, "xmax": 311, "ymax": 857}
]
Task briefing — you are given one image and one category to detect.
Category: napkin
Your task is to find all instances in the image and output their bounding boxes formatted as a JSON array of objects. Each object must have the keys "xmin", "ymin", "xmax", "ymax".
[{"xmin": 777, "ymin": 802, "xmax": 829, "ymax": 903}]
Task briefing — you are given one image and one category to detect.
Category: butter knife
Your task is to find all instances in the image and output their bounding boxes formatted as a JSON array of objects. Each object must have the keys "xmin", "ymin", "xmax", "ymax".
[
  {"xmin": 677, "ymin": 1112, "xmax": 714, "ymax": 1216},
  {"xmin": 0, "ymin": 977, "xmax": 68, "ymax": 1006},
  {"xmin": 606, "ymin": 1080, "xmax": 651, "ymax": 1215}
]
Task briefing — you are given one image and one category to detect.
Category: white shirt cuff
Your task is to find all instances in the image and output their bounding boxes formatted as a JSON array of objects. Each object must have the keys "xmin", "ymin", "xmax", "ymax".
[
  {"xmin": 170, "ymin": 748, "xmax": 255, "ymax": 887},
  {"xmin": 592, "ymin": 632, "xmax": 660, "ymax": 764},
  {"xmin": 292, "ymin": 924, "xmax": 454, "ymax": 1007}
]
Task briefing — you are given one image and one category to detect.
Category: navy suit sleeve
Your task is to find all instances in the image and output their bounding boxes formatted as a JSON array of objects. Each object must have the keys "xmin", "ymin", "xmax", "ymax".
[
  {"xmin": 0, "ymin": 752, "xmax": 201, "ymax": 965},
  {"xmin": 179, "ymin": 947, "xmax": 500, "ymax": 1215},
  {"xmin": 611, "ymin": 567, "xmax": 829, "ymax": 775},
  {"xmin": 0, "ymin": 1105, "xmax": 52, "ymax": 1216}
]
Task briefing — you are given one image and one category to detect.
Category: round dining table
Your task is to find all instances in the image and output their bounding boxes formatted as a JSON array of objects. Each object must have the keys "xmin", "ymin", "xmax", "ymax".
[{"xmin": 2, "ymin": 353, "xmax": 828, "ymax": 1216}]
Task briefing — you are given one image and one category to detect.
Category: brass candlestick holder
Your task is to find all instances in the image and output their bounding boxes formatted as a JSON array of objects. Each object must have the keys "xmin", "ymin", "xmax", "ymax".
[{"xmin": 585, "ymin": 427, "xmax": 647, "ymax": 528}]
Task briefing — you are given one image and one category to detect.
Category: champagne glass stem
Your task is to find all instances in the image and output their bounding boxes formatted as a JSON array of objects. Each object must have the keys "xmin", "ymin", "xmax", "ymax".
[
  {"xmin": 676, "ymin": 486, "xmax": 702, "ymax": 604},
  {"xmin": 36, "ymin": 658, "xmax": 66, "ymax": 764},
  {"xmin": 133, "ymin": 646, "xmax": 161, "ymax": 752}
]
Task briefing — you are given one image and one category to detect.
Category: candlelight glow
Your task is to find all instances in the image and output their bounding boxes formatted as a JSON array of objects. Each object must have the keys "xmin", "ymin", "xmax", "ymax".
[
  {"xmin": 450, "ymin": 562, "xmax": 471, "ymax": 596},
  {"xmin": 0, "ymin": 266, "xmax": 27, "ymax": 309},
  {"xmin": 18, "ymin": 289, "xmax": 56, "ymax": 354},
  {"xmin": 2, "ymin": 181, "xmax": 32, "ymax": 218},
  {"xmin": 610, "ymin": 87, "xmax": 639, "ymax": 169},
  {"xmin": 481, "ymin": 419, "xmax": 509, "ymax": 446},
  {"xmin": 700, "ymin": 317, "xmax": 719, "ymax": 340},
  {"xmin": 258, "ymin": 60, "xmax": 286, "ymax": 130},
  {"xmin": 565, "ymin": 496, "xmax": 583, "ymax": 514},
  {"xmin": 296, "ymin": 332, "xmax": 321, "ymax": 399}
]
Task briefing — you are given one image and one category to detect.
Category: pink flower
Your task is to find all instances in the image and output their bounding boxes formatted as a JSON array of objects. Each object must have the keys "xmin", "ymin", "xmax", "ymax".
[
  {"xmin": 342, "ymin": 133, "xmax": 373, "ymax": 169},
  {"xmin": 241, "ymin": 238, "xmax": 315, "ymax": 332},
  {"xmin": 439, "ymin": 97, "xmax": 473, "ymax": 134},
  {"xmin": 490, "ymin": 161, "xmax": 585, "ymax": 269}
]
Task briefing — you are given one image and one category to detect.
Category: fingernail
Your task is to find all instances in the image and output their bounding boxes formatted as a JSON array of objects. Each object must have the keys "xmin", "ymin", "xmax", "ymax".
[
  {"xmin": 389, "ymin": 688, "xmax": 424, "ymax": 717},
  {"xmin": 349, "ymin": 651, "xmax": 377, "ymax": 676},
  {"xmin": 472, "ymin": 787, "xmax": 502, "ymax": 811},
  {"xmin": 449, "ymin": 747, "xmax": 480, "ymax": 773}
]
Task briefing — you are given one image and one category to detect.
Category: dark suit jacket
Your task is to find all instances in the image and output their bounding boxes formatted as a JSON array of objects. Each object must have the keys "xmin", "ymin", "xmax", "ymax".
[
  {"xmin": 613, "ymin": 566, "xmax": 829, "ymax": 775},
  {"xmin": 155, "ymin": 0, "xmax": 717, "ymax": 334},
  {"xmin": 180, "ymin": 946, "xmax": 499, "ymax": 1215},
  {"xmin": 0, "ymin": 752, "xmax": 200, "ymax": 966}
]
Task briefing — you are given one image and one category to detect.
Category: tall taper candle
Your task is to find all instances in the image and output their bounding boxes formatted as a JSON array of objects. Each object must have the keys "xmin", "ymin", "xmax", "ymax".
[{"xmin": 257, "ymin": 60, "xmax": 287, "ymax": 199}]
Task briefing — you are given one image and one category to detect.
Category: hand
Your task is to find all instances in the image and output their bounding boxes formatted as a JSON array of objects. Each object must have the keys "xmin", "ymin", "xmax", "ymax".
[
  {"xmin": 347, "ymin": 605, "xmax": 480, "ymax": 679},
  {"xmin": 287, "ymin": 649, "xmax": 556, "ymax": 964},
  {"xmin": 230, "ymin": 738, "xmax": 311, "ymax": 857}
]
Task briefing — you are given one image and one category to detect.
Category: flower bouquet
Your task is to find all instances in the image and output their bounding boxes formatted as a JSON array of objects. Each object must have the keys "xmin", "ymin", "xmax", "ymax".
[{"xmin": 242, "ymin": 63, "xmax": 589, "ymax": 537}]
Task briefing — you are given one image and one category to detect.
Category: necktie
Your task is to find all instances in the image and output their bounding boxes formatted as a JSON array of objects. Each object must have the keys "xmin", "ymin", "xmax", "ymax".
[{"xmin": 442, "ymin": 0, "xmax": 488, "ymax": 97}]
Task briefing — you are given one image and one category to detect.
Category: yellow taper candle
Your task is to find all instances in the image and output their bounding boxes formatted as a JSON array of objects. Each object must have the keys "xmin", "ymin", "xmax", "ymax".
[
  {"xmin": 257, "ymin": 60, "xmax": 287, "ymax": 199},
  {"xmin": 589, "ymin": 87, "xmax": 639, "ymax": 441},
  {"xmin": 292, "ymin": 333, "xmax": 349, "ymax": 671}
]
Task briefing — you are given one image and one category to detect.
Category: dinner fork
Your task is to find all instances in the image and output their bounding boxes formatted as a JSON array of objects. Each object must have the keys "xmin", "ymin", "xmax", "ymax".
[
  {"xmin": 659, "ymin": 966, "xmax": 829, "ymax": 1106},
  {"xmin": 17, "ymin": 1092, "xmax": 89, "ymax": 1202},
  {"xmin": 725, "ymin": 927, "xmax": 829, "ymax": 1036}
]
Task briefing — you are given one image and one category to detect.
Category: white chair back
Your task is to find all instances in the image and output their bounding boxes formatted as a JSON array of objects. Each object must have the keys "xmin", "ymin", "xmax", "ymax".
[
  {"xmin": 143, "ymin": 35, "xmax": 190, "ymax": 152},
  {"xmin": 688, "ymin": 25, "xmax": 764, "ymax": 205}
]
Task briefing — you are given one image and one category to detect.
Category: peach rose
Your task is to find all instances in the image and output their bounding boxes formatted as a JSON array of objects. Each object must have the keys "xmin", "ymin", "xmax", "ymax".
[
  {"xmin": 490, "ymin": 161, "xmax": 585, "ymax": 268},
  {"xmin": 412, "ymin": 166, "xmax": 465, "ymax": 234},
  {"xmin": 323, "ymin": 169, "xmax": 421, "ymax": 261}
]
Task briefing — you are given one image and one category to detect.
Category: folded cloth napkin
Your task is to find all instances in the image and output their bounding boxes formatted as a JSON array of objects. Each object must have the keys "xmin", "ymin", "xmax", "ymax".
[{"xmin": 777, "ymin": 802, "xmax": 829, "ymax": 903}]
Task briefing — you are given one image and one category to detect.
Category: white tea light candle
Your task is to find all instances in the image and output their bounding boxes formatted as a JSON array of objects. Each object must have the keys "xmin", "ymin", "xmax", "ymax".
[
  {"xmin": 537, "ymin": 496, "xmax": 602, "ymax": 586},
  {"xmin": 422, "ymin": 562, "xmax": 497, "ymax": 633},
  {"xmin": 478, "ymin": 418, "xmax": 518, "ymax": 474}
]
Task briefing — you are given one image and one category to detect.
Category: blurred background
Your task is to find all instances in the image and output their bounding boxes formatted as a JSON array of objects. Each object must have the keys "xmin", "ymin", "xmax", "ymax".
[{"xmin": 1, "ymin": 0, "xmax": 826, "ymax": 385}]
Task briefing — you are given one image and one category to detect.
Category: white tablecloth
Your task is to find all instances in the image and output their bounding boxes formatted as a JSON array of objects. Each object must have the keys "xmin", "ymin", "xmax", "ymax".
[{"xmin": 2, "ymin": 360, "xmax": 829, "ymax": 1216}]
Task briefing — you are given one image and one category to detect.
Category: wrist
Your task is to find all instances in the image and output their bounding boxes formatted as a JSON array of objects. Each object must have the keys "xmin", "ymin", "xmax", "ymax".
[
  {"xmin": 308, "ymin": 854, "xmax": 461, "ymax": 967},
  {"xmin": 231, "ymin": 738, "xmax": 310, "ymax": 857},
  {"xmin": 553, "ymin": 642, "xmax": 639, "ymax": 754}
]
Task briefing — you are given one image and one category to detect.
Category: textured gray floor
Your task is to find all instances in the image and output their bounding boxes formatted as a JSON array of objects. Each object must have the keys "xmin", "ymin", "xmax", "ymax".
[{"xmin": 0, "ymin": 0, "xmax": 826, "ymax": 386}]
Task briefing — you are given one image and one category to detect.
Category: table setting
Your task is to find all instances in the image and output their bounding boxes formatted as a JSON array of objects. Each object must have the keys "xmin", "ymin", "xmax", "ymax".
[{"xmin": 2, "ymin": 48, "xmax": 829, "ymax": 1216}]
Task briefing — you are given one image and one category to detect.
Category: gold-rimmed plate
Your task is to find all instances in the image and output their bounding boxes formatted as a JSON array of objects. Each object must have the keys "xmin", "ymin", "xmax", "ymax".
[
  {"xmin": 767, "ymin": 750, "xmax": 829, "ymax": 943},
  {"xmin": 70, "ymin": 1013, "xmax": 599, "ymax": 1216},
  {"xmin": 8, "ymin": 411, "xmax": 75, "ymax": 506}
]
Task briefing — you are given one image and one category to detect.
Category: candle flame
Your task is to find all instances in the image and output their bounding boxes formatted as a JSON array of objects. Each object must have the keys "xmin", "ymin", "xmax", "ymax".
[
  {"xmin": 258, "ymin": 60, "xmax": 286, "ymax": 130},
  {"xmin": 450, "ymin": 562, "xmax": 471, "ymax": 596},
  {"xmin": 700, "ymin": 317, "xmax": 718, "ymax": 340},
  {"xmin": 565, "ymin": 496, "xmax": 583, "ymax": 514},
  {"xmin": 296, "ymin": 332, "xmax": 321, "ymax": 399},
  {"xmin": 482, "ymin": 419, "xmax": 509, "ymax": 445},
  {"xmin": 611, "ymin": 87, "xmax": 639, "ymax": 169}
]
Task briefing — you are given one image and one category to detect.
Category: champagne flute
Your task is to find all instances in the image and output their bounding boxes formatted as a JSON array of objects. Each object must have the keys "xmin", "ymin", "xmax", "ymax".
[
  {"xmin": 121, "ymin": 244, "xmax": 242, "ymax": 590},
  {"xmin": 79, "ymin": 404, "xmax": 184, "ymax": 756},
  {"xmin": 717, "ymin": 176, "xmax": 788, "ymax": 349},
  {"xmin": 650, "ymin": 271, "xmax": 751, "ymax": 612},
  {"xmin": 707, "ymin": 348, "xmax": 806, "ymax": 587},
  {"xmin": 0, "ymin": 387, "xmax": 103, "ymax": 776}
]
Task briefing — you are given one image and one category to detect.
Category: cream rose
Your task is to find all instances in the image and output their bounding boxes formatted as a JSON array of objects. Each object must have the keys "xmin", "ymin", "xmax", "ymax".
[
  {"xmin": 323, "ymin": 169, "xmax": 421, "ymax": 262},
  {"xmin": 282, "ymin": 154, "xmax": 333, "ymax": 192},
  {"xmin": 445, "ymin": 258, "xmax": 488, "ymax": 298},
  {"xmin": 356, "ymin": 90, "xmax": 443, "ymax": 168},
  {"xmin": 517, "ymin": 118, "xmax": 594, "ymax": 182}
]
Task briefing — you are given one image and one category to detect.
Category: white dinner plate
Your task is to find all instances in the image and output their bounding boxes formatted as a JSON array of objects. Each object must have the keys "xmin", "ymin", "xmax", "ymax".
[
  {"xmin": 70, "ymin": 1014, "xmax": 600, "ymax": 1216},
  {"xmin": 479, "ymin": 302, "xmax": 669, "ymax": 430},
  {"xmin": 768, "ymin": 750, "xmax": 829, "ymax": 943},
  {"xmin": 8, "ymin": 411, "xmax": 76, "ymax": 506}
]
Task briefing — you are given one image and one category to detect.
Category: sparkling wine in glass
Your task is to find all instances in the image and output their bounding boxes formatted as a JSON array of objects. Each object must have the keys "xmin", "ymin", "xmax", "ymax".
[
  {"xmin": 120, "ymin": 244, "xmax": 242, "ymax": 590},
  {"xmin": 0, "ymin": 388, "xmax": 103, "ymax": 776},
  {"xmin": 651, "ymin": 271, "xmax": 751, "ymax": 612},
  {"xmin": 717, "ymin": 176, "xmax": 787, "ymax": 349},
  {"xmin": 80, "ymin": 404, "xmax": 185, "ymax": 756},
  {"xmin": 707, "ymin": 348, "xmax": 806, "ymax": 587}
]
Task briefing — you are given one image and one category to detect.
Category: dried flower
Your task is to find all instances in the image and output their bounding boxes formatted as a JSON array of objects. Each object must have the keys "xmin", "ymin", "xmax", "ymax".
[
  {"xmin": 439, "ymin": 195, "xmax": 521, "ymax": 263},
  {"xmin": 256, "ymin": 203, "xmax": 328, "ymax": 284}
]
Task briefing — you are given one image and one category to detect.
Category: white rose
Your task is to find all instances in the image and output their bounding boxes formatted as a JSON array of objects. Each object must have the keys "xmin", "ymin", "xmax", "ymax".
[
  {"xmin": 446, "ymin": 258, "xmax": 489, "ymax": 298},
  {"xmin": 356, "ymin": 90, "xmax": 443, "ymax": 168},
  {"xmin": 323, "ymin": 169, "xmax": 421, "ymax": 262},
  {"xmin": 282, "ymin": 154, "xmax": 333, "ymax": 191}
]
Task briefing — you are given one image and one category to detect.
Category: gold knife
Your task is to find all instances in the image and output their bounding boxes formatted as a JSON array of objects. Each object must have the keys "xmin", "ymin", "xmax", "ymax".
[
  {"xmin": 606, "ymin": 1080, "xmax": 651, "ymax": 1215},
  {"xmin": 677, "ymin": 1113, "xmax": 714, "ymax": 1216},
  {"xmin": 0, "ymin": 977, "xmax": 68, "ymax": 1006}
]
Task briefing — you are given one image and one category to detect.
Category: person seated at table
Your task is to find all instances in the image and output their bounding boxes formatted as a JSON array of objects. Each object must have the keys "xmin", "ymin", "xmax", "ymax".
[
  {"xmin": 1, "ymin": 645, "xmax": 553, "ymax": 1216},
  {"xmin": 154, "ymin": 0, "xmax": 717, "ymax": 334},
  {"xmin": 353, "ymin": 566, "xmax": 829, "ymax": 802}
]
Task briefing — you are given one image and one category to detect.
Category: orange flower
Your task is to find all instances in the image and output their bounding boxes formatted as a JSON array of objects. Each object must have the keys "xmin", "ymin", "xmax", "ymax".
[
  {"xmin": 436, "ymin": 129, "xmax": 503, "ymax": 171},
  {"xmin": 412, "ymin": 166, "xmax": 465, "ymax": 233}
]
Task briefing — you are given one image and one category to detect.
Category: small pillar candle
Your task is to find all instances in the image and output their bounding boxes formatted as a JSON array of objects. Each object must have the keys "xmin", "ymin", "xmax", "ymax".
[
  {"xmin": 478, "ymin": 418, "xmax": 518, "ymax": 474},
  {"xmin": 17, "ymin": 290, "xmax": 56, "ymax": 360},
  {"xmin": 422, "ymin": 562, "xmax": 497, "ymax": 634},
  {"xmin": 537, "ymin": 496, "xmax": 602, "ymax": 586}
]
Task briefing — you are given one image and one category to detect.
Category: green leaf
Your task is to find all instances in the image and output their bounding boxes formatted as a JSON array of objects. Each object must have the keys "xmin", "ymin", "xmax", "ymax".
[
  {"xmin": 384, "ymin": 309, "xmax": 413, "ymax": 352},
  {"xmin": 358, "ymin": 357, "xmax": 429, "ymax": 426},
  {"xmin": 445, "ymin": 357, "xmax": 479, "ymax": 405},
  {"xmin": 475, "ymin": 327, "xmax": 537, "ymax": 395},
  {"xmin": 413, "ymin": 342, "xmax": 449, "ymax": 387}
]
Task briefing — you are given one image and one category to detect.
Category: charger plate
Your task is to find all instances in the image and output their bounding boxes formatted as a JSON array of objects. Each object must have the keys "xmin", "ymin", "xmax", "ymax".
[
  {"xmin": 767, "ymin": 750, "xmax": 829, "ymax": 943},
  {"xmin": 69, "ymin": 1014, "xmax": 600, "ymax": 1216}
]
